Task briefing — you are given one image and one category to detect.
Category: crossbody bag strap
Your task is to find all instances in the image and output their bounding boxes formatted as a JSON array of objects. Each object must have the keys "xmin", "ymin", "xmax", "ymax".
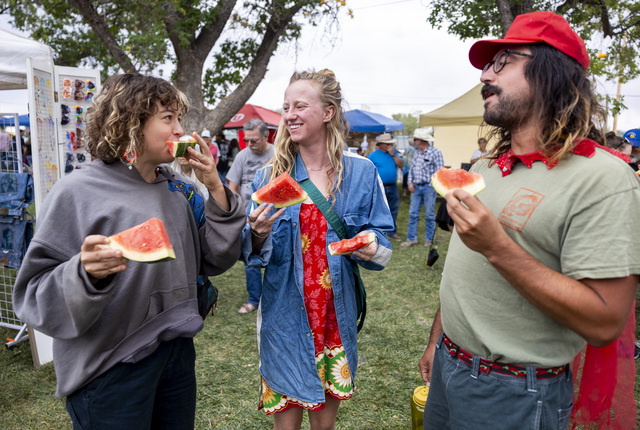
[
  {"xmin": 292, "ymin": 166, "xmax": 366, "ymax": 332},
  {"xmin": 298, "ymin": 179, "xmax": 348, "ymax": 239},
  {"xmin": 291, "ymin": 167, "xmax": 347, "ymax": 239}
]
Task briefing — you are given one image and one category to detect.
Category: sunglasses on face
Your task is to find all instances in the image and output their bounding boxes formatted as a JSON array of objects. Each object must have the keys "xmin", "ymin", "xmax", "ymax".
[{"xmin": 483, "ymin": 49, "xmax": 534, "ymax": 75}]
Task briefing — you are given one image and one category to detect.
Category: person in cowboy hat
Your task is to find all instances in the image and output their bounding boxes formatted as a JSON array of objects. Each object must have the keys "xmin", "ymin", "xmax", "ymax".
[
  {"xmin": 401, "ymin": 128, "xmax": 444, "ymax": 248},
  {"xmin": 418, "ymin": 11, "xmax": 640, "ymax": 429},
  {"xmin": 368, "ymin": 133, "xmax": 404, "ymax": 241}
]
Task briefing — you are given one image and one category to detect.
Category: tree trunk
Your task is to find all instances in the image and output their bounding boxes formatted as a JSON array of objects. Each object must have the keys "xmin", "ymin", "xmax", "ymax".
[
  {"xmin": 199, "ymin": 4, "xmax": 306, "ymax": 136},
  {"xmin": 495, "ymin": 0, "xmax": 535, "ymax": 35},
  {"xmin": 495, "ymin": 0, "xmax": 514, "ymax": 35},
  {"xmin": 175, "ymin": 56, "xmax": 207, "ymax": 135}
]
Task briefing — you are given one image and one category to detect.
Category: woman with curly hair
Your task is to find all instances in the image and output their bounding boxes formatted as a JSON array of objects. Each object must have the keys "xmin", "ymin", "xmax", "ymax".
[
  {"xmin": 242, "ymin": 69, "xmax": 394, "ymax": 430},
  {"xmin": 13, "ymin": 73, "xmax": 245, "ymax": 429}
]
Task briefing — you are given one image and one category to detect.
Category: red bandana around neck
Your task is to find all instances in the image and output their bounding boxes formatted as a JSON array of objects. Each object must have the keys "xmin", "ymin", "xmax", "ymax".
[{"xmin": 493, "ymin": 138, "xmax": 630, "ymax": 177}]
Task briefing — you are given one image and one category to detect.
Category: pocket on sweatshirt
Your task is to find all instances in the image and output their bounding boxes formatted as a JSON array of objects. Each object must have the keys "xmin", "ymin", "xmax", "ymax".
[{"xmin": 145, "ymin": 285, "xmax": 190, "ymax": 320}]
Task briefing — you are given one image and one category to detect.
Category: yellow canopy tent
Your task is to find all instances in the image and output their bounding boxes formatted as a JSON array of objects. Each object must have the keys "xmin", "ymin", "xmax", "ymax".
[{"xmin": 419, "ymin": 83, "xmax": 486, "ymax": 169}]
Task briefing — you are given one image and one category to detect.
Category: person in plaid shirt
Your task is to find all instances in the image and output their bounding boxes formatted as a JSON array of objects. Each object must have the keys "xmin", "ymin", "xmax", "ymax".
[{"xmin": 400, "ymin": 128, "xmax": 445, "ymax": 247}]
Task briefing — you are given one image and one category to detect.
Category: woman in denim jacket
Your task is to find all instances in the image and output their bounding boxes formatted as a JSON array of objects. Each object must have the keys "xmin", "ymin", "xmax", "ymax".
[{"xmin": 241, "ymin": 69, "xmax": 394, "ymax": 430}]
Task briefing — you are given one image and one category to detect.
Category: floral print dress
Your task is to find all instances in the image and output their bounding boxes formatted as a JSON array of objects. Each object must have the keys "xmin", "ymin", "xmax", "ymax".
[{"xmin": 260, "ymin": 203, "xmax": 354, "ymax": 414}]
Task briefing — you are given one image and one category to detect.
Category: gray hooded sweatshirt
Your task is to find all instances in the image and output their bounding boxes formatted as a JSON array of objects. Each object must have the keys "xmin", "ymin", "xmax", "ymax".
[{"xmin": 13, "ymin": 160, "xmax": 245, "ymax": 397}]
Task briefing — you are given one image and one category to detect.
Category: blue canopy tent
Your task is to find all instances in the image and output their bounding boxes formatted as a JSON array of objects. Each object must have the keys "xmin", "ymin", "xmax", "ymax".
[
  {"xmin": 345, "ymin": 109, "xmax": 404, "ymax": 133},
  {"xmin": 2, "ymin": 114, "xmax": 30, "ymax": 127}
]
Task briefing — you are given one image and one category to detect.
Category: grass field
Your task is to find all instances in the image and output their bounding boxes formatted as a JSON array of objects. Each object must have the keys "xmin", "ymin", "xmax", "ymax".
[{"xmin": 0, "ymin": 194, "xmax": 638, "ymax": 429}]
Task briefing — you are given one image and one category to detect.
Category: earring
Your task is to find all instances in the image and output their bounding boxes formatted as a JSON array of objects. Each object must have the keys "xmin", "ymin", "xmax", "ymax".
[{"xmin": 124, "ymin": 148, "xmax": 138, "ymax": 162}]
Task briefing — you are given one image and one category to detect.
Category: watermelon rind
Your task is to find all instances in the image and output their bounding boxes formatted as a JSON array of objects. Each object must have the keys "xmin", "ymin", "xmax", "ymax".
[
  {"xmin": 168, "ymin": 139, "xmax": 197, "ymax": 158},
  {"xmin": 107, "ymin": 218, "xmax": 176, "ymax": 263},
  {"xmin": 328, "ymin": 232, "xmax": 376, "ymax": 256},
  {"xmin": 431, "ymin": 168, "xmax": 486, "ymax": 197},
  {"xmin": 251, "ymin": 172, "xmax": 309, "ymax": 208}
]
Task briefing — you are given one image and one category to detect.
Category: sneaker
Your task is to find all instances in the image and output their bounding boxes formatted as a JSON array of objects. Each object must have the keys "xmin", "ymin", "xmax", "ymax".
[
  {"xmin": 388, "ymin": 234, "xmax": 402, "ymax": 241},
  {"xmin": 424, "ymin": 241, "xmax": 432, "ymax": 248},
  {"xmin": 400, "ymin": 240, "xmax": 418, "ymax": 247}
]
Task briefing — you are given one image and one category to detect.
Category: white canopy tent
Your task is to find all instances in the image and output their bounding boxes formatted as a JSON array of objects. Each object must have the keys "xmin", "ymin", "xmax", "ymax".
[
  {"xmin": 0, "ymin": 29, "xmax": 55, "ymax": 366},
  {"xmin": 419, "ymin": 84, "xmax": 487, "ymax": 169},
  {"xmin": 0, "ymin": 28, "xmax": 54, "ymax": 90}
]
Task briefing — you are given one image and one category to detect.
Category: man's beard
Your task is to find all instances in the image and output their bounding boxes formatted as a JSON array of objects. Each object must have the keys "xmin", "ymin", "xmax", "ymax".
[{"xmin": 482, "ymin": 84, "xmax": 532, "ymax": 129}]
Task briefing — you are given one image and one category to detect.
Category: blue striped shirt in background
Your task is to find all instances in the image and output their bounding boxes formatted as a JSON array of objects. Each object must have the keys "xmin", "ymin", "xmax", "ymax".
[{"xmin": 408, "ymin": 145, "xmax": 445, "ymax": 185}]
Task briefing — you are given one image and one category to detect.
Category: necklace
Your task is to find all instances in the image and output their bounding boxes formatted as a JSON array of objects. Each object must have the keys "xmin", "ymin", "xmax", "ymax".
[{"xmin": 306, "ymin": 161, "xmax": 331, "ymax": 171}]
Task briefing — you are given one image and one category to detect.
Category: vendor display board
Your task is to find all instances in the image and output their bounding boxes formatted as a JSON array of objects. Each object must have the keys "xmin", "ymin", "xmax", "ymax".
[
  {"xmin": 26, "ymin": 58, "xmax": 58, "ymax": 212},
  {"xmin": 54, "ymin": 66, "xmax": 100, "ymax": 175},
  {"xmin": 19, "ymin": 59, "xmax": 100, "ymax": 367}
]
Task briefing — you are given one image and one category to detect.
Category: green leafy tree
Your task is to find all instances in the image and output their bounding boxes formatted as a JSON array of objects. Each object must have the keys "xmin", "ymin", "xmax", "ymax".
[
  {"xmin": 0, "ymin": 0, "xmax": 352, "ymax": 132},
  {"xmin": 426, "ymin": 0, "xmax": 640, "ymax": 112},
  {"xmin": 392, "ymin": 113, "xmax": 419, "ymax": 137}
]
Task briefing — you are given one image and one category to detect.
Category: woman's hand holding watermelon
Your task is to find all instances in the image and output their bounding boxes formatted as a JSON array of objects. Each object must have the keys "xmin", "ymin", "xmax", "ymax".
[
  {"xmin": 247, "ymin": 203, "xmax": 285, "ymax": 251},
  {"xmin": 185, "ymin": 132, "xmax": 230, "ymax": 211},
  {"xmin": 349, "ymin": 231, "xmax": 378, "ymax": 262},
  {"xmin": 80, "ymin": 235, "xmax": 128, "ymax": 283}
]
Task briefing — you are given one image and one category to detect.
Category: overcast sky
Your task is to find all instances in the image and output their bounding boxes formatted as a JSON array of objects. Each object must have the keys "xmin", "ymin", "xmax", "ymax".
[{"xmin": 2, "ymin": 0, "xmax": 639, "ymax": 132}]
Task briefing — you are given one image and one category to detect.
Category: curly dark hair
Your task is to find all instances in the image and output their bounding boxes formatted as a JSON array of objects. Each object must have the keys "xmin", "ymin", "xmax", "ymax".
[
  {"xmin": 485, "ymin": 43, "xmax": 606, "ymax": 164},
  {"xmin": 87, "ymin": 73, "xmax": 188, "ymax": 164}
]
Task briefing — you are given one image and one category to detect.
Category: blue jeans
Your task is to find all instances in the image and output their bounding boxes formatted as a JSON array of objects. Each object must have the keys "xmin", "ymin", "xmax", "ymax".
[
  {"xmin": 66, "ymin": 337, "xmax": 196, "ymax": 430},
  {"xmin": 245, "ymin": 264, "xmax": 263, "ymax": 307},
  {"xmin": 423, "ymin": 334, "xmax": 573, "ymax": 430},
  {"xmin": 383, "ymin": 184, "xmax": 400, "ymax": 235},
  {"xmin": 218, "ymin": 170, "xmax": 228, "ymax": 185},
  {"xmin": 407, "ymin": 184, "xmax": 437, "ymax": 242}
]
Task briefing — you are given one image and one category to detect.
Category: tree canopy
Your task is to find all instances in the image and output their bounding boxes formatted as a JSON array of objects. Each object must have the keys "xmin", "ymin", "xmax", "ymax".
[
  {"xmin": 426, "ymin": 0, "xmax": 640, "ymax": 115},
  {"xmin": 0, "ymin": 0, "xmax": 351, "ymax": 132},
  {"xmin": 392, "ymin": 113, "xmax": 419, "ymax": 137}
]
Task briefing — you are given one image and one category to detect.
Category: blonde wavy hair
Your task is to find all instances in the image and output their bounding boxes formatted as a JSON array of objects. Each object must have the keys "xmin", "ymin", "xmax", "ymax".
[
  {"xmin": 485, "ymin": 43, "xmax": 605, "ymax": 165},
  {"xmin": 87, "ymin": 73, "xmax": 189, "ymax": 164},
  {"xmin": 268, "ymin": 69, "xmax": 349, "ymax": 203}
]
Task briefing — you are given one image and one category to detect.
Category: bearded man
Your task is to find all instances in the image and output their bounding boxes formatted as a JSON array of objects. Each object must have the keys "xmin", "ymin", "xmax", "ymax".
[{"xmin": 419, "ymin": 11, "xmax": 640, "ymax": 429}]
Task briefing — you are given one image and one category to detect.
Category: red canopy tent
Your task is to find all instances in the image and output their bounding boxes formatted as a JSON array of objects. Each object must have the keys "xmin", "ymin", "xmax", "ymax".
[{"xmin": 223, "ymin": 104, "xmax": 281, "ymax": 148}]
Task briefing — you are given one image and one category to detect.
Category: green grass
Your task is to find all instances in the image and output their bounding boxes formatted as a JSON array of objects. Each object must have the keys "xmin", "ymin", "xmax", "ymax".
[{"xmin": 0, "ymin": 194, "xmax": 638, "ymax": 429}]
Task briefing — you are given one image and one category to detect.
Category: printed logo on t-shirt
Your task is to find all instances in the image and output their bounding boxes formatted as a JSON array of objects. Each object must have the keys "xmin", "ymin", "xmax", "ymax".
[{"xmin": 498, "ymin": 188, "xmax": 544, "ymax": 232}]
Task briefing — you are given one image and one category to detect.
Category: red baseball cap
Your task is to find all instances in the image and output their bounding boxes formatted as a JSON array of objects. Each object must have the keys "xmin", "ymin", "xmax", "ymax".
[{"xmin": 469, "ymin": 11, "xmax": 589, "ymax": 71}]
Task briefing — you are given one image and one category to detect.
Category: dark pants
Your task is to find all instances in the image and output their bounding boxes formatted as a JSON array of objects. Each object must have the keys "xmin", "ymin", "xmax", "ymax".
[
  {"xmin": 424, "ymin": 334, "xmax": 573, "ymax": 430},
  {"xmin": 384, "ymin": 183, "xmax": 400, "ymax": 235},
  {"xmin": 66, "ymin": 337, "xmax": 196, "ymax": 430}
]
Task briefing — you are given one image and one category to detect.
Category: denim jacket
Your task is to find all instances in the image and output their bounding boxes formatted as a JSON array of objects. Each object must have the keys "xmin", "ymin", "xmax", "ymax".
[{"xmin": 241, "ymin": 151, "xmax": 394, "ymax": 403}]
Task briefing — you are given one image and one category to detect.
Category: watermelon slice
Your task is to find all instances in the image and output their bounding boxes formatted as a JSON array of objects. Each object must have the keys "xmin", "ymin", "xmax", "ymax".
[
  {"xmin": 251, "ymin": 172, "xmax": 308, "ymax": 208},
  {"xmin": 431, "ymin": 167, "xmax": 485, "ymax": 197},
  {"xmin": 328, "ymin": 232, "xmax": 376, "ymax": 256},
  {"xmin": 167, "ymin": 138, "xmax": 196, "ymax": 158},
  {"xmin": 108, "ymin": 218, "xmax": 176, "ymax": 262}
]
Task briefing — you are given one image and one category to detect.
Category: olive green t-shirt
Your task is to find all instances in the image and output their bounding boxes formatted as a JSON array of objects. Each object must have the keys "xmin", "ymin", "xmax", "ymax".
[{"xmin": 440, "ymin": 147, "xmax": 640, "ymax": 367}]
